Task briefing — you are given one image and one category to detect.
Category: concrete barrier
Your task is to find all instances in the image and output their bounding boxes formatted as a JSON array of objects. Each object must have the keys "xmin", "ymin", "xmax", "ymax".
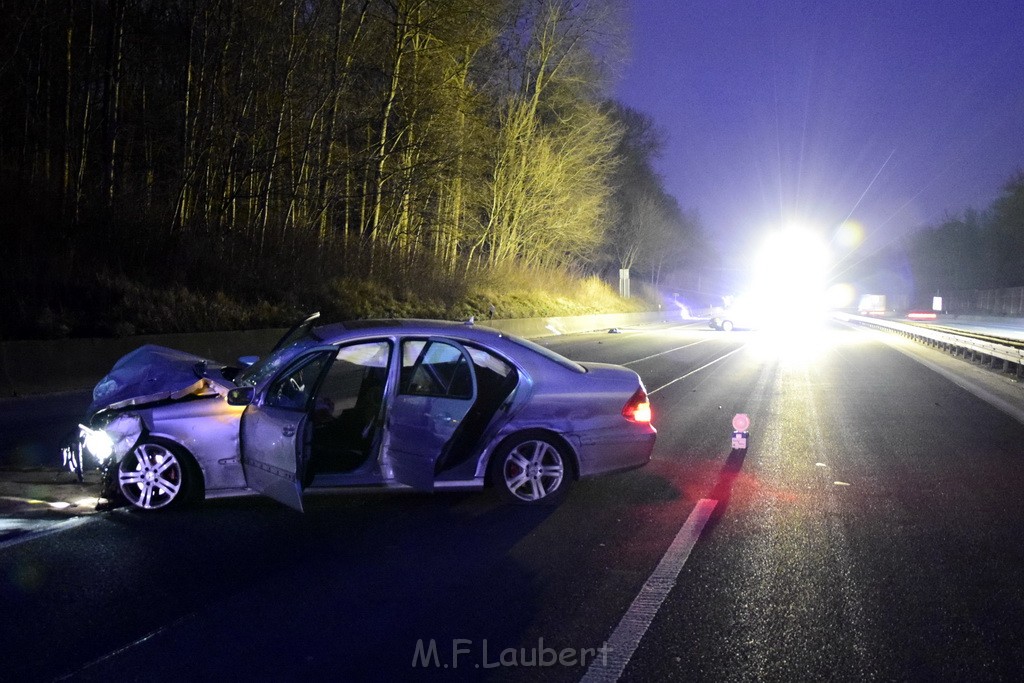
[
  {"xmin": 0, "ymin": 311, "xmax": 673, "ymax": 396},
  {"xmin": 485, "ymin": 311, "xmax": 668, "ymax": 338}
]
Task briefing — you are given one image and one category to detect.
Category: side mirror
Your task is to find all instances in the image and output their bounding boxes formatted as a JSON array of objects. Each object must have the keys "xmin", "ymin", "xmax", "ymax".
[
  {"xmin": 227, "ymin": 386, "xmax": 255, "ymax": 406},
  {"xmin": 238, "ymin": 355, "xmax": 260, "ymax": 367}
]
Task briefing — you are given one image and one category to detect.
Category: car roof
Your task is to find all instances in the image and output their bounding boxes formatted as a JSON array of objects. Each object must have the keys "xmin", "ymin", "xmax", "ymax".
[
  {"xmin": 308, "ymin": 318, "xmax": 586, "ymax": 374},
  {"xmin": 313, "ymin": 319, "xmax": 507, "ymax": 345}
]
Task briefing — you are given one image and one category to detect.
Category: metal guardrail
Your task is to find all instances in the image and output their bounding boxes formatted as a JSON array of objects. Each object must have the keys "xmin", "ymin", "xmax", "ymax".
[{"xmin": 837, "ymin": 313, "xmax": 1024, "ymax": 379}]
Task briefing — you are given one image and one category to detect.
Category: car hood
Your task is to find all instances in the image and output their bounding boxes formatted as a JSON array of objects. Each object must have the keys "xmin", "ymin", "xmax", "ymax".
[{"xmin": 89, "ymin": 344, "xmax": 231, "ymax": 415}]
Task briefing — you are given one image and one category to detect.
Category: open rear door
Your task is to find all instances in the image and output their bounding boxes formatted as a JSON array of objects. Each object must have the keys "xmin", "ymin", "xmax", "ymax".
[{"xmin": 384, "ymin": 339, "xmax": 476, "ymax": 490}]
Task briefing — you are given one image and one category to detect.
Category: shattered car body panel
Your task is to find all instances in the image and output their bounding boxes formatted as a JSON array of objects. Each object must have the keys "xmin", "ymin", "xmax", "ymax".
[
  {"xmin": 89, "ymin": 344, "xmax": 230, "ymax": 415},
  {"xmin": 71, "ymin": 316, "xmax": 656, "ymax": 511}
]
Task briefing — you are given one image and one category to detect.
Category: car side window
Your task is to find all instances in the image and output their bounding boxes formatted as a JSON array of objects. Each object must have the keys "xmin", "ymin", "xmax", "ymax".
[
  {"xmin": 313, "ymin": 341, "xmax": 391, "ymax": 424},
  {"xmin": 400, "ymin": 340, "xmax": 473, "ymax": 399},
  {"xmin": 463, "ymin": 344, "xmax": 515, "ymax": 380},
  {"xmin": 463, "ymin": 342, "xmax": 517, "ymax": 396},
  {"xmin": 266, "ymin": 352, "xmax": 332, "ymax": 410}
]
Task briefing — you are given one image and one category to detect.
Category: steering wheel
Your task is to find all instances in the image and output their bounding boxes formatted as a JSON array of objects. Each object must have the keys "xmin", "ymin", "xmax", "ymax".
[{"xmin": 275, "ymin": 376, "xmax": 306, "ymax": 407}]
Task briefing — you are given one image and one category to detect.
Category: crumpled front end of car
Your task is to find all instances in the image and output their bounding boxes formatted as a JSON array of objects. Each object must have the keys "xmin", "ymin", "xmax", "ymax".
[{"xmin": 62, "ymin": 344, "xmax": 240, "ymax": 506}]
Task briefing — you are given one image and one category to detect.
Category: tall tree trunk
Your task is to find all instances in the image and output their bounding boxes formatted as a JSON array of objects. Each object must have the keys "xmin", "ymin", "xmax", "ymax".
[
  {"xmin": 73, "ymin": 0, "xmax": 97, "ymax": 224},
  {"xmin": 102, "ymin": 0, "xmax": 126, "ymax": 207},
  {"xmin": 257, "ymin": 0, "xmax": 302, "ymax": 256},
  {"xmin": 368, "ymin": 2, "xmax": 413, "ymax": 241},
  {"xmin": 62, "ymin": 1, "xmax": 75, "ymax": 206},
  {"xmin": 318, "ymin": 0, "xmax": 370, "ymax": 245}
]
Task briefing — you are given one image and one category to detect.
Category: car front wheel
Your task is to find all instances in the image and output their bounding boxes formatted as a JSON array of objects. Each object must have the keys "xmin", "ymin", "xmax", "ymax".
[
  {"xmin": 117, "ymin": 440, "xmax": 196, "ymax": 511},
  {"xmin": 490, "ymin": 432, "xmax": 572, "ymax": 505}
]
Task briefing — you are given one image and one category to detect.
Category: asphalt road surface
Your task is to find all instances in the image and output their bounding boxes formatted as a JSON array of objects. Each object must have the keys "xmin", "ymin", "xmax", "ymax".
[{"xmin": 4, "ymin": 319, "xmax": 1024, "ymax": 682}]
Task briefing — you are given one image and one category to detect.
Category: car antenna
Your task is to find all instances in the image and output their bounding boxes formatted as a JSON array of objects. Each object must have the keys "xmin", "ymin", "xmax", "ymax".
[{"xmin": 464, "ymin": 316, "xmax": 475, "ymax": 325}]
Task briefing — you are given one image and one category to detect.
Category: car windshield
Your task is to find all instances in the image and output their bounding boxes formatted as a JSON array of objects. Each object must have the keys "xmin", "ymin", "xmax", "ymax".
[{"xmin": 235, "ymin": 337, "xmax": 322, "ymax": 388}]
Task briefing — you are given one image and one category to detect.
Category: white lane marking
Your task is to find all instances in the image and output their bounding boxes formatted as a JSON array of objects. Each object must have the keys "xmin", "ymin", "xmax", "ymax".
[
  {"xmin": 581, "ymin": 498, "xmax": 718, "ymax": 683},
  {"xmin": 0, "ymin": 516, "xmax": 94, "ymax": 551},
  {"xmin": 55, "ymin": 612, "xmax": 198, "ymax": 682},
  {"xmin": 648, "ymin": 346, "xmax": 747, "ymax": 394},
  {"xmin": 623, "ymin": 339, "xmax": 710, "ymax": 366}
]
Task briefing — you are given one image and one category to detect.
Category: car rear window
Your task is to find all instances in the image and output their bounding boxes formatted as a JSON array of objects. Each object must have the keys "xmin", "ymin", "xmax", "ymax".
[{"xmin": 505, "ymin": 335, "xmax": 586, "ymax": 374}]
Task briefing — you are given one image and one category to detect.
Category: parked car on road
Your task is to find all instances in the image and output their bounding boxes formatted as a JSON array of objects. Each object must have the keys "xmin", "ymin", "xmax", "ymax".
[
  {"xmin": 70, "ymin": 314, "xmax": 655, "ymax": 511},
  {"xmin": 708, "ymin": 298, "xmax": 762, "ymax": 331}
]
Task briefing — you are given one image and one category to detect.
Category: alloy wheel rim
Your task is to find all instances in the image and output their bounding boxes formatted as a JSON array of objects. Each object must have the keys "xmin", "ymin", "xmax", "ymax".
[
  {"xmin": 118, "ymin": 443, "xmax": 183, "ymax": 509},
  {"xmin": 502, "ymin": 440, "xmax": 564, "ymax": 502}
]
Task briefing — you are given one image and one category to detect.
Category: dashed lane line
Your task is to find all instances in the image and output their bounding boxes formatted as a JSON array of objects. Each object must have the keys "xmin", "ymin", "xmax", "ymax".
[
  {"xmin": 648, "ymin": 345, "xmax": 748, "ymax": 394},
  {"xmin": 623, "ymin": 339, "xmax": 711, "ymax": 366}
]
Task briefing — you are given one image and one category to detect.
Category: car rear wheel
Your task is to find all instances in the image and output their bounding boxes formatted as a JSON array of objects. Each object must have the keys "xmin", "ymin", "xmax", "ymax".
[
  {"xmin": 489, "ymin": 432, "xmax": 572, "ymax": 505},
  {"xmin": 721, "ymin": 319, "xmax": 735, "ymax": 332},
  {"xmin": 117, "ymin": 439, "xmax": 196, "ymax": 511}
]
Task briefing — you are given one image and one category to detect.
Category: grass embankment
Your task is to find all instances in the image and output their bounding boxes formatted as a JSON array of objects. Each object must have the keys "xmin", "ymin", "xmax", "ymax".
[{"xmin": 17, "ymin": 263, "xmax": 651, "ymax": 339}]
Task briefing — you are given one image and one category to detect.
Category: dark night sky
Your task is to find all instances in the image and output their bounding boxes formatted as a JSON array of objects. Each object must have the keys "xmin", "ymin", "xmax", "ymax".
[{"xmin": 615, "ymin": 0, "xmax": 1024, "ymax": 276}]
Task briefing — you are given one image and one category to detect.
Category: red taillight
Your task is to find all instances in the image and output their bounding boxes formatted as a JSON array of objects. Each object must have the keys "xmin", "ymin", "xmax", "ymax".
[{"xmin": 623, "ymin": 387, "xmax": 652, "ymax": 424}]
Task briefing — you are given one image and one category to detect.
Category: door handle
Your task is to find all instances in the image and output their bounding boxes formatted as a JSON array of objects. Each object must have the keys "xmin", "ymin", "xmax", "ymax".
[{"xmin": 282, "ymin": 426, "xmax": 296, "ymax": 437}]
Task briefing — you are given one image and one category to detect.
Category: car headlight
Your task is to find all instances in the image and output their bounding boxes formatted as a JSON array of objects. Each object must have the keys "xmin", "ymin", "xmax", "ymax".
[
  {"xmin": 81, "ymin": 425, "xmax": 115, "ymax": 461},
  {"xmin": 79, "ymin": 413, "xmax": 143, "ymax": 464}
]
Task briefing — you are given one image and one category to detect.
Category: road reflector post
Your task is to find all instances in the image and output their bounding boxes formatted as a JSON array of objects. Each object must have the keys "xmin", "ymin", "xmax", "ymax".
[{"xmin": 731, "ymin": 413, "xmax": 750, "ymax": 450}]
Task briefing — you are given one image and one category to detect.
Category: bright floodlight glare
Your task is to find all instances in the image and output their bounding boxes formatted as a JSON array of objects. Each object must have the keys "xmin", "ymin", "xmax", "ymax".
[
  {"xmin": 826, "ymin": 283, "xmax": 856, "ymax": 309},
  {"xmin": 753, "ymin": 228, "xmax": 829, "ymax": 307}
]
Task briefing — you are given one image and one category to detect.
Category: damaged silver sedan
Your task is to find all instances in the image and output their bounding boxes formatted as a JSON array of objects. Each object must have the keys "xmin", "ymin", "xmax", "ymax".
[{"xmin": 68, "ymin": 314, "xmax": 656, "ymax": 512}]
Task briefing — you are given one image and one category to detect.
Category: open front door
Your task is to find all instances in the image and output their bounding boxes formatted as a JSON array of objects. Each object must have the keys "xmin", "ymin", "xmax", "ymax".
[
  {"xmin": 240, "ymin": 351, "xmax": 332, "ymax": 511},
  {"xmin": 240, "ymin": 405, "xmax": 309, "ymax": 511},
  {"xmin": 384, "ymin": 339, "xmax": 476, "ymax": 490}
]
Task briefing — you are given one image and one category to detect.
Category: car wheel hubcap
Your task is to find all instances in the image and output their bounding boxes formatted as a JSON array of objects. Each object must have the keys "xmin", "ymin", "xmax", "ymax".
[
  {"xmin": 119, "ymin": 443, "xmax": 182, "ymax": 510},
  {"xmin": 503, "ymin": 440, "xmax": 564, "ymax": 502}
]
